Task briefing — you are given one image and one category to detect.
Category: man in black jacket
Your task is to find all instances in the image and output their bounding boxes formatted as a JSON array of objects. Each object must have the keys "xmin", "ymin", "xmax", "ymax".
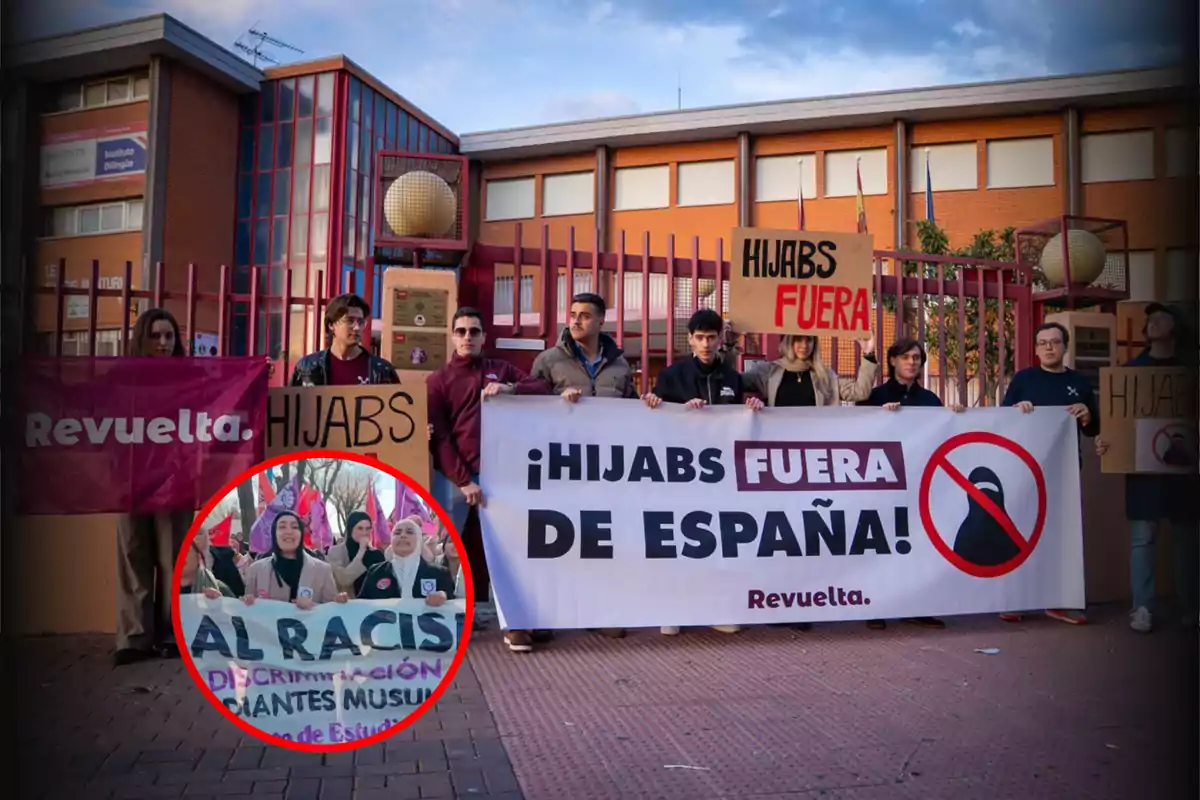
[
  {"xmin": 859, "ymin": 337, "xmax": 960, "ymax": 631},
  {"xmin": 644, "ymin": 309, "xmax": 764, "ymax": 411},
  {"xmin": 644, "ymin": 308, "xmax": 763, "ymax": 636},
  {"xmin": 290, "ymin": 293, "xmax": 400, "ymax": 386}
]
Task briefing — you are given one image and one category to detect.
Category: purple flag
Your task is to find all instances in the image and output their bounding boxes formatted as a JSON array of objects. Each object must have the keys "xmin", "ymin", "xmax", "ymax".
[
  {"xmin": 250, "ymin": 473, "xmax": 301, "ymax": 553},
  {"xmin": 309, "ymin": 493, "xmax": 333, "ymax": 550}
]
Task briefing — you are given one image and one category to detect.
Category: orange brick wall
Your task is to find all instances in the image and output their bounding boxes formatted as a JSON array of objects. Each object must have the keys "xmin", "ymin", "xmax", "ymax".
[
  {"xmin": 34, "ymin": 232, "xmax": 141, "ymax": 332},
  {"xmin": 474, "ymin": 103, "xmax": 1186, "ymax": 260},
  {"xmin": 161, "ymin": 62, "xmax": 241, "ymax": 336}
]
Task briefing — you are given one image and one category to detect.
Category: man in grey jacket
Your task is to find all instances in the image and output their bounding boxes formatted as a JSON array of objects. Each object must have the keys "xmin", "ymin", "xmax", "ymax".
[{"xmin": 529, "ymin": 292, "xmax": 636, "ymax": 642}]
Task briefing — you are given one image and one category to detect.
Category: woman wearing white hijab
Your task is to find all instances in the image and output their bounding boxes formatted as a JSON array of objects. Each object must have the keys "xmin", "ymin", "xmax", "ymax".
[{"xmin": 358, "ymin": 519, "xmax": 455, "ymax": 602}]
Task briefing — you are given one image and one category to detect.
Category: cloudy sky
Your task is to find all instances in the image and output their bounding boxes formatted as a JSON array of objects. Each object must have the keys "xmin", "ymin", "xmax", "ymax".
[{"xmin": 17, "ymin": 0, "xmax": 1187, "ymax": 133}]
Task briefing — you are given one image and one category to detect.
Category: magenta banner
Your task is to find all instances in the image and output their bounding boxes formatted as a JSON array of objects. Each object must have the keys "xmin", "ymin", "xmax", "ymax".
[{"xmin": 19, "ymin": 357, "xmax": 268, "ymax": 515}]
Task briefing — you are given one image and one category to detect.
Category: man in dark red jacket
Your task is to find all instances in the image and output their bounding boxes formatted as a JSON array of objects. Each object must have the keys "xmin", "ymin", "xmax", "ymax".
[{"xmin": 427, "ymin": 306, "xmax": 551, "ymax": 653}]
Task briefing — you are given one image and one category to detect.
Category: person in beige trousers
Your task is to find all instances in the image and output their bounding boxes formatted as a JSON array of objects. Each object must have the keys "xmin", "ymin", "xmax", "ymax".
[
  {"xmin": 114, "ymin": 308, "xmax": 195, "ymax": 666},
  {"xmin": 242, "ymin": 512, "xmax": 348, "ymax": 608}
]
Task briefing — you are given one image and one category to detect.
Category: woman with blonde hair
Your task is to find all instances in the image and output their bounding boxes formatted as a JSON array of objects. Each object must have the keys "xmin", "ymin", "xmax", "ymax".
[
  {"xmin": 742, "ymin": 334, "xmax": 879, "ymax": 409},
  {"xmin": 741, "ymin": 333, "xmax": 879, "ymax": 632}
]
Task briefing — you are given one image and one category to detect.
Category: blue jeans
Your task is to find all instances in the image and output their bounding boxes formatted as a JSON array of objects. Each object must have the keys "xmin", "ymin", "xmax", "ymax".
[
  {"xmin": 1130, "ymin": 519, "xmax": 1199, "ymax": 614},
  {"xmin": 432, "ymin": 470, "xmax": 478, "ymax": 536}
]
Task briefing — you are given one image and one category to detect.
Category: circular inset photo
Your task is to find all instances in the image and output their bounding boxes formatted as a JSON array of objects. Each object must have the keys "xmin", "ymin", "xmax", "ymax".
[
  {"xmin": 410, "ymin": 347, "xmax": 428, "ymax": 365},
  {"xmin": 173, "ymin": 450, "xmax": 473, "ymax": 751},
  {"xmin": 414, "ymin": 314, "xmax": 427, "ymax": 327}
]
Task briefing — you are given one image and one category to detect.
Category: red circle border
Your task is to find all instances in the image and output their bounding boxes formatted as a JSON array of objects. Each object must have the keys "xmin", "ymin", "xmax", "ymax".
[
  {"xmin": 918, "ymin": 431, "xmax": 1048, "ymax": 579},
  {"xmin": 171, "ymin": 449, "xmax": 475, "ymax": 753}
]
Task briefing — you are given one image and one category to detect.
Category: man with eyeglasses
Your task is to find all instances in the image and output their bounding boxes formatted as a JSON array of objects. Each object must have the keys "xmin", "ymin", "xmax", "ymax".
[
  {"xmin": 427, "ymin": 306, "xmax": 551, "ymax": 652},
  {"xmin": 998, "ymin": 320, "xmax": 1098, "ymax": 625},
  {"xmin": 290, "ymin": 293, "xmax": 400, "ymax": 386}
]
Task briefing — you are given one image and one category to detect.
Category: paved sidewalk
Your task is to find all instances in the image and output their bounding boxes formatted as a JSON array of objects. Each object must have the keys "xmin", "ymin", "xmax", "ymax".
[
  {"xmin": 13, "ymin": 633, "xmax": 521, "ymax": 800},
  {"xmin": 10, "ymin": 605, "xmax": 1197, "ymax": 800}
]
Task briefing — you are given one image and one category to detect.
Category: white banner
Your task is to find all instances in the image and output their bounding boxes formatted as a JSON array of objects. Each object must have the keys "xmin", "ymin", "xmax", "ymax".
[
  {"xmin": 479, "ymin": 397, "xmax": 1084, "ymax": 630},
  {"xmin": 180, "ymin": 596, "xmax": 466, "ymax": 744}
]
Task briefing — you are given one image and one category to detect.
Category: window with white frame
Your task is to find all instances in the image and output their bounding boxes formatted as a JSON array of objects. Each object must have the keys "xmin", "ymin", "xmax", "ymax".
[
  {"xmin": 909, "ymin": 142, "xmax": 978, "ymax": 192},
  {"xmin": 484, "ymin": 177, "xmax": 535, "ymax": 221},
  {"xmin": 44, "ymin": 198, "xmax": 144, "ymax": 237},
  {"xmin": 986, "ymin": 137, "xmax": 1055, "ymax": 188},
  {"xmin": 51, "ymin": 71, "xmax": 151, "ymax": 113},
  {"xmin": 824, "ymin": 148, "xmax": 888, "ymax": 197},
  {"xmin": 677, "ymin": 159, "xmax": 735, "ymax": 207},
  {"xmin": 41, "ymin": 330, "xmax": 127, "ymax": 356},
  {"xmin": 613, "ymin": 165, "xmax": 670, "ymax": 210},
  {"xmin": 755, "ymin": 154, "xmax": 818, "ymax": 201},
  {"xmin": 1081, "ymin": 130, "xmax": 1155, "ymax": 183},
  {"xmin": 542, "ymin": 171, "xmax": 595, "ymax": 216}
]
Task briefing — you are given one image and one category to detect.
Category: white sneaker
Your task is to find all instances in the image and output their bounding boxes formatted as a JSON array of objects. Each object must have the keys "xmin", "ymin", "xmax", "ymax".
[
  {"xmin": 1130, "ymin": 606, "xmax": 1152, "ymax": 633},
  {"xmin": 660, "ymin": 626, "xmax": 680, "ymax": 635},
  {"xmin": 711, "ymin": 625, "xmax": 741, "ymax": 634}
]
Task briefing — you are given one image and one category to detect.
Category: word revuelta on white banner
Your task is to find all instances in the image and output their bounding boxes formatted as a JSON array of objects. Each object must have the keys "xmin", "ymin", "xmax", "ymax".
[
  {"xmin": 180, "ymin": 596, "xmax": 466, "ymax": 743},
  {"xmin": 478, "ymin": 397, "xmax": 1084, "ymax": 630}
]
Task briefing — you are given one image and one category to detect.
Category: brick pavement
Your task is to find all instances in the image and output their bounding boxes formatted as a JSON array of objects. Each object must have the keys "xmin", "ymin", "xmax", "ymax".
[
  {"xmin": 468, "ymin": 605, "xmax": 1196, "ymax": 800},
  {"xmin": 11, "ymin": 605, "xmax": 1198, "ymax": 800},
  {"xmin": 12, "ymin": 633, "xmax": 521, "ymax": 800}
]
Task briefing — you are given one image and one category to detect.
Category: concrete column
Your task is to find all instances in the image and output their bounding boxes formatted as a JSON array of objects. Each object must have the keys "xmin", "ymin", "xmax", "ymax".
[
  {"xmin": 893, "ymin": 119, "xmax": 908, "ymax": 249},
  {"xmin": 737, "ymin": 131, "xmax": 751, "ymax": 227},
  {"xmin": 1063, "ymin": 107, "xmax": 1082, "ymax": 216},
  {"xmin": 142, "ymin": 56, "xmax": 172, "ymax": 298},
  {"xmin": 595, "ymin": 145, "xmax": 609, "ymax": 253}
]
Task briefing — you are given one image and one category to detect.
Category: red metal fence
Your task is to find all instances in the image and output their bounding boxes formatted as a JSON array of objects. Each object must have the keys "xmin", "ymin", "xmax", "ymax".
[
  {"xmin": 462, "ymin": 224, "xmax": 1035, "ymax": 406},
  {"xmin": 22, "ymin": 258, "xmax": 370, "ymax": 384},
  {"xmin": 23, "ymin": 226, "xmax": 1035, "ymax": 405}
]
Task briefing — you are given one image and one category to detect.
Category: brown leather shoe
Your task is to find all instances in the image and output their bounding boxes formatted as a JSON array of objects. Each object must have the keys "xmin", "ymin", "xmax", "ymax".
[{"xmin": 505, "ymin": 631, "xmax": 534, "ymax": 653}]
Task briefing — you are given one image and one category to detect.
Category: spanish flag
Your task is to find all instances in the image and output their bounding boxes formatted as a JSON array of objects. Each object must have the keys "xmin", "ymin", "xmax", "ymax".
[{"xmin": 855, "ymin": 157, "xmax": 868, "ymax": 234}]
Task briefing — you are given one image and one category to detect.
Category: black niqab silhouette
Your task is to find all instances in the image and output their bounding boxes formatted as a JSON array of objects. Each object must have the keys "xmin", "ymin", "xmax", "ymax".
[{"xmin": 953, "ymin": 467, "xmax": 1021, "ymax": 567}]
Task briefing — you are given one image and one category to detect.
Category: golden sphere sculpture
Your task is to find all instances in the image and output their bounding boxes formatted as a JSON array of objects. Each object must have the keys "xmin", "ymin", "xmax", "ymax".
[
  {"xmin": 382, "ymin": 170, "xmax": 457, "ymax": 239},
  {"xmin": 1039, "ymin": 229, "xmax": 1107, "ymax": 288}
]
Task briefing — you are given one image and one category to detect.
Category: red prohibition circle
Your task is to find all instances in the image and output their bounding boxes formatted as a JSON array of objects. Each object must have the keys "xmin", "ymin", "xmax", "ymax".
[
  {"xmin": 1152, "ymin": 423, "xmax": 1196, "ymax": 466},
  {"xmin": 918, "ymin": 431, "xmax": 1047, "ymax": 579},
  {"xmin": 171, "ymin": 449, "xmax": 475, "ymax": 753}
]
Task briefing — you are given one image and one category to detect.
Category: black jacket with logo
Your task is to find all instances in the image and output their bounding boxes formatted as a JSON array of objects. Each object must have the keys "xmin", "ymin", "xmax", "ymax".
[
  {"xmin": 653, "ymin": 356, "xmax": 745, "ymax": 406},
  {"xmin": 357, "ymin": 559, "xmax": 456, "ymax": 600}
]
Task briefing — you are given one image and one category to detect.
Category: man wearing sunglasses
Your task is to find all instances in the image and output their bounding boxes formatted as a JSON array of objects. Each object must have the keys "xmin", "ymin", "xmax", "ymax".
[
  {"xmin": 290, "ymin": 293, "xmax": 400, "ymax": 386},
  {"xmin": 427, "ymin": 307, "xmax": 552, "ymax": 652}
]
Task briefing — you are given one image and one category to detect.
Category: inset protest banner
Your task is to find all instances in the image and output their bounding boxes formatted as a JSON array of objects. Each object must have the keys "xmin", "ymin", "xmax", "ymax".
[
  {"xmin": 266, "ymin": 384, "xmax": 430, "ymax": 488},
  {"xmin": 479, "ymin": 397, "xmax": 1084, "ymax": 630},
  {"xmin": 179, "ymin": 596, "xmax": 466, "ymax": 743},
  {"xmin": 1098, "ymin": 366, "xmax": 1198, "ymax": 474},
  {"xmin": 19, "ymin": 357, "xmax": 267, "ymax": 515},
  {"xmin": 728, "ymin": 228, "xmax": 874, "ymax": 335}
]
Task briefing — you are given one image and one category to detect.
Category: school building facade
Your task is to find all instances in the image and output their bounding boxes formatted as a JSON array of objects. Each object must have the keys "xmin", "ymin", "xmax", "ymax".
[
  {"xmin": 7, "ymin": 13, "xmax": 460, "ymax": 362},
  {"xmin": 4, "ymin": 13, "xmax": 1195, "ymax": 634}
]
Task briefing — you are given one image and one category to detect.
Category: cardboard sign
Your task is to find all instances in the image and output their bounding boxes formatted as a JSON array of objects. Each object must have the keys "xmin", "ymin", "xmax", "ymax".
[
  {"xmin": 729, "ymin": 228, "xmax": 875, "ymax": 336},
  {"xmin": 266, "ymin": 384, "xmax": 430, "ymax": 487},
  {"xmin": 1098, "ymin": 367, "xmax": 1198, "ymax": 474}
]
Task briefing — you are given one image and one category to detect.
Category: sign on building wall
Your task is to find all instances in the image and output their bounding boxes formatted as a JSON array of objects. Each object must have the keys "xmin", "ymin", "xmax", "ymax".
[
  {"xmin": 40, "ymin": 123, "xmax": 149, "ymax": 189},
  {"xmin": 728, "ymin": 228, "xmax": 875, "ymax": 336}
]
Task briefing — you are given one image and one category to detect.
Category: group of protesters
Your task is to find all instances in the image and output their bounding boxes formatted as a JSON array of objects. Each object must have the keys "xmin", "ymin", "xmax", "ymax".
[{"xmin": 112, "ymin": 287, "xmax": 1197, "ymax": 665}]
